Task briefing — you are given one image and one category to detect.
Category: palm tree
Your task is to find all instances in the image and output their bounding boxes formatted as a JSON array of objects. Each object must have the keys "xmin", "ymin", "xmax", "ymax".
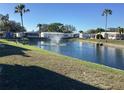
[
  {"xmin": 102, "ymin": 9, "xmax": 112, "ymax": 42},
  {"xmin": 37, "ymin": 24, "xmax": 42, "ymax": 32},
  {"xmin": 15, "ymin": 4, "xmax": 30, "ymax": 27}
]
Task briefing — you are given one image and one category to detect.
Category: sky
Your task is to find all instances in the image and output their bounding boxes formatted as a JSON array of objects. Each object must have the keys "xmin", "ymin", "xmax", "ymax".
[{"xmin": 0, "ymin": 3, "xmax": 124, "ymax": 32}]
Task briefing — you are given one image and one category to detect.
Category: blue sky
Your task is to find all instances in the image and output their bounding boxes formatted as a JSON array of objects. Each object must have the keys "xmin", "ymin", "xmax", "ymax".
[{"xmin": 0, "ymin": 3, "xmax": 124, "ymax": 32}]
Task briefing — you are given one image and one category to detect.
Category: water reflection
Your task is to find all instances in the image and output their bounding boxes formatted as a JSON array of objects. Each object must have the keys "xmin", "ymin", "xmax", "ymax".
[{"xmin": 29, "ymin": 39, "xmax": 124, "ymax": 70}]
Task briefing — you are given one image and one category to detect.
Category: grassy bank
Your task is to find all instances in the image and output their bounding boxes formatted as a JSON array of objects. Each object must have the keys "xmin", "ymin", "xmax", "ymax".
[
  {"xmin": 77, "ymin": 38, "xmax": 124, "ymax": 45},
  {"xmin": 72, "ymin": 38, "xmax": 124, "ymax": 49},
  {"xmin": 0, "ymin": 39, "xmax": 124, "ymax": 89}
]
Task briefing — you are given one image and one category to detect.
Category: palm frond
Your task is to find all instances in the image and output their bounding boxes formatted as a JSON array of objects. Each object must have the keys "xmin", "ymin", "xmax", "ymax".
[
  {"xmin": 24, "ymin": 9, "xmax": 30, "ymax": 13},
  {"xmin": 102, "ymin": 9, "xmax": 112, "ymax": 16}
]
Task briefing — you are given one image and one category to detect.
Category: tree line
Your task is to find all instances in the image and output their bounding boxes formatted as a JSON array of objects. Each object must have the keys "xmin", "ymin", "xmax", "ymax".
[
  {"xmin": 0, "ymin": 4, "xmax": 29, "ymax": 33},
  {"xmin": 80, "ymin": 27, "xmax": 124, "ymax": 35},
  {"xmin": 0, "ymin": 14, "xmax": 26, "ymax": 32},
  {"xmin": 37, "ymin": 23, "xmax": 76, "ymax": 33}
]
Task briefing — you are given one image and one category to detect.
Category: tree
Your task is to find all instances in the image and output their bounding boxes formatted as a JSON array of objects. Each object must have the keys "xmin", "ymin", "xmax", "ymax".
[
  {"xmin": 96, "ymin": 28, "xmax": 105, "ymax": 33},
  {"xmin": 15, "ymin": 4, "xmax": 30, "ymax": 27},
  {"xmin": 118, "ymin": 27, "xmax": 124, "ymax": 40},
  {"xmin": 48, "ymin": 23, "xmax": 63, "ymax": 32},
  {"xmin": 48, "ymin": 24, "xmax": 58, "ymax": 32},
  {"xmin": 36, "ymin": 24, "xmax": 49, "ymax": 33},
  {"xmin": 86, "ymin": 29, "xmax": 96, "ymax": 34},
  {"xmin": 8, "ymin": 20, "xmax": 26, "ymax": 32},
  {"xmin": 79, "ymin": 30, "xmax": 83, "ymax": 33},
  {"xmin": 37, "ymin": 24, "xmax": 42, "ymax": 32},
  {"xmin": 36, "ymin": 23, "xmax": 76, "ymax": 33},
  {"xmin": 63, "ymin": 25, "xmax": 76, "ymax": 33},
  {"xmin": 0, "ymin": 14, "xmax": 26, "ymax": 33},
  {"xmin": 0, "ymin": 14, "xmax": 10, "ymax": 32},
  {"xmin": 102, "ymin": 9, "xmax": 112, "ymax": 42}
]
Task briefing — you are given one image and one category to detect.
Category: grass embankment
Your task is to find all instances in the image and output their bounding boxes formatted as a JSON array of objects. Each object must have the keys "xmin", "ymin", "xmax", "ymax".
[{"xmin": 0, "ymin": 39, "xmax": 124, "ymax": 90}]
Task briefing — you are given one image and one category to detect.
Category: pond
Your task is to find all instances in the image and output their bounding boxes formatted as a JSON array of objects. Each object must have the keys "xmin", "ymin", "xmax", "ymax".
[{"xmin": 29, "ymin": 39, "xmax": 124, "ymax": 70}]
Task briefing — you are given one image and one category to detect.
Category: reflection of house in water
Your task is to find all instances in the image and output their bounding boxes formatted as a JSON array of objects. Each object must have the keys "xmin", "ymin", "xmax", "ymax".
[
  {"xmin": 107, "ymin": 47, "xmax": 116, "ymax": 65},
  {"xmin": 114, "ymin": 48, "xmax": 124, "ymax": 67},
  {"xmin": 123, "ymin": 50, "xmax": 124, "ymax": 59},
  {"xmin": 95, "ymin": 45, "xmax": 124, "ymax": 68}
]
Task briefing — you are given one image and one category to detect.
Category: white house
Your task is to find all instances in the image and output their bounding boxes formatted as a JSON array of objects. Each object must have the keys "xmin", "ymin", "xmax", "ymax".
[
  {"xmin": 79, "ymin": 33, "xmax": 96, "ymax": 39},
  {"xmin": 14, "ymin": 32, "xmax": 24, "ymax": 38},
  {"xmin": 100, "ymin": 32, "xmax": 121, "ymax": 40},
  {"xmin": 79, "ymin": 33, "xmax": 83, "ymax": 38},
  {"xmin": 40, "ymin": 32, "xmax": 74, "ymax": 39},
  {"xmin": 24, "ymin": 32, "xmax": 40, "ymax": 38}
]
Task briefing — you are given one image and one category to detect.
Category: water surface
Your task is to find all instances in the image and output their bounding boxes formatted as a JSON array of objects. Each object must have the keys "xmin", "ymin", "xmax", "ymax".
[{"xmin": 29, "ymin": 39, "xmax": 124, "ymax": 70}]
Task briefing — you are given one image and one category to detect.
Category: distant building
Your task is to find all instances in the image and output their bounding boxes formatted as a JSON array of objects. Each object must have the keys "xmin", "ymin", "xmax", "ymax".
[
  {"xmin": 14, "ymin": 32, "xmax": 24, "ymax": 38},
  {"xmin": 107, "ymin": 28, "xmax": 118, "ymax": 32},
  {"xmin": 40, "ymin": 32, "xmax": 74, "ymax": 39},
  {"xmin": 90, "ymin": 34, "xmax": 96, "ymax": 39},
  {"xmin": 2, "ymin": 32, "xmax": 14, "ymax": 39},
  {"xmin": 100, "ymin": 32, "xmax": 123, "ymax": 40},
  {"xmin": 79, "ymin": 33, "xmax": 96, "ymax": 39},
  {"xmin": 73, "ymin": 33, "xmax": 79, "ymax": 38},
  {"xmin": 0, "ymin": 31, "xmax": 25, "ymax": 39},
  {"xmin": 0, "ymin": 31, "xmax": 4, "ymax": 38},
  {"xmin": 24, "ymin": 32, "xmax": 40, "ymax": 38},
  {"xmin": 79, "ymin": 33, "xmax": 90, "ymax": 39}
]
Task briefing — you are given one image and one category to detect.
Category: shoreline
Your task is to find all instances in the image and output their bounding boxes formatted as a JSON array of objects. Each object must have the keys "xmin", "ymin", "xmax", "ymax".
[
  {"xmin": 77, "ymin": 39, "xmax": 124, "ymax": 49},
  {"xmin": 0, "ymin": 39, "xmax": 124, "ymax": 73}
]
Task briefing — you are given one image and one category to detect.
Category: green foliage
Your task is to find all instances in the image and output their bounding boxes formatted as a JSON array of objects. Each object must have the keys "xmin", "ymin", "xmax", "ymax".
[
  {"xmin": 63, "ymin": 25, "xmax": 76, "ymax": 33},
  {"xmin": 102, "ymin": 9, "xmax": 112, "ymax": 16},
  {"xmin": 0, "ymin": 14, "xmax": 9, "ymax": 31},
  {"xmin": 118, "ymin": 27, "xmax": 124, "ymax": 35},
  {"xmin": 37, "ymin": 24, "xmax": 48, "ymax": 32},
  {"xmin": 48, "ymin": 23, "xmax": 62, "ymax": 32},
  {"xmin": 15, "ymin": 4, "xmax": 30, "ymax": 27},
  {"xmin": 37, "ymin": 23, "xmax": 76, "ymax": 33},
  {"xmin": 96, "ymin": 28, "xmax": 105, "ymax": 33},
  {"xmin": 79, "ymin": 30, "xmax": 83, "ymax": 33},
  {"xmin": 0, "ymin": 14, "xmax": 26, "ymax": 32},
  {"xmin": 86, "ymin": 28, "xmax": 105, "ymax": 34},
  {"xmin": 9, "ymin": 21, "xmax": 26, "ymax": 32},
  {"xmin": 86, "ymin": 29, "xmax": 97, "ymax": 34},
  {"xmin": 15, "ymin": 4, "xmax": 30, "ymax": 15}
]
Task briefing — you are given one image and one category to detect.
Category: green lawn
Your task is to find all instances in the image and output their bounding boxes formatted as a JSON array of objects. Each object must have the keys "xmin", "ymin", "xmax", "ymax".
[{"xmin": 0, "ymin": 39, "xmax": 124, "ymax": 90}]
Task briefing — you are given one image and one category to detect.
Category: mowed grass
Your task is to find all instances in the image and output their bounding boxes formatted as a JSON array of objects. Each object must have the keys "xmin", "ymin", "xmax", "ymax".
[{"xmin": 0, "ymin": 39, "xmax": 124, "ymax": 89}]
